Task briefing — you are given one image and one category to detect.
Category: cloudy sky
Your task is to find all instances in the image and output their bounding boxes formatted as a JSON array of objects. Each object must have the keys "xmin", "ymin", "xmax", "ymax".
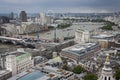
[{"xmin": 0, "ymin": 0, "xmax": 120, "ymax": 13}]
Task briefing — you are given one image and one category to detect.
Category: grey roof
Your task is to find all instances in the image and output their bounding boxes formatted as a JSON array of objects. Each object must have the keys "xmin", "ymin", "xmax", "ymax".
[{"xmin": 62, "ymin": 43, "xmax": 99, "ymax": 56}]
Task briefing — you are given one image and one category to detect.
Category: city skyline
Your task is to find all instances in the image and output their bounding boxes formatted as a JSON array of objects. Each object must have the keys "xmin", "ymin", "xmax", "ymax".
[{"xmin": 0, "ymin": 0, "xmax": 120, "ymax": 13}]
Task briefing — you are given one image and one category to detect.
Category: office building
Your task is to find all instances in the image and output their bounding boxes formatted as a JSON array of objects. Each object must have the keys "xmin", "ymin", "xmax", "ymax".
[
  {"xmin": 6, "ymin": 49, "xmax": 34, "ymax": 75},
  {"xmin": 60, "ymin": 43, "xmax": 100, "ymax": 62},
  {"xmin": 0, "ymin": 70, "xmax": 12, "ymax": 80},
  {"xmin": 40, "ymin": 13, "xmax": 47, "ymax": 25},
  {"xmin": 0, "ymin": 16, "xmax": 10, "ymax": 24},
  {"xmin": 19, "ymin": 11, "xmax": 27, "ymax": 22},
  {"xmin": 10, "ymin": 12, "xmax": 14, "ymax": 20},
  {"xmin": 90, "ymin": 34, "xmax": 114, "ymax": 49},
  {"xmin": 108, "ymin": 34, "xmax": 120, "ymax": 49},
  {"xmin": 74, "ymin": 29, "xmax": 90, "ymax": 44}
]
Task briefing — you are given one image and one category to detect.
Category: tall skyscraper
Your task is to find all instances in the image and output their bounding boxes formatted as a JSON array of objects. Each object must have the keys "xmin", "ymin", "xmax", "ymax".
[
  {"xmin": 40, "ymin": 13, "xmax": 46, "ymax": 25},
  {"xmin": 19, "ymin": 11, "xmax": 27, "ymax": 22},
  {"xmin": 10, "ymin": 12, "xmax": 14, "ymax": 20}
]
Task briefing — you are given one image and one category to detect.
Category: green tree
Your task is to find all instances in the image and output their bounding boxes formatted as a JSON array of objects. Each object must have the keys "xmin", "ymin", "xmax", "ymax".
[
  {"xmin": 83, "ymin": 73, "xmax": 98, "ymax": 80},
  {"xmin": 62, "ymin": 64, "xmax": 69, "ymax": 70},
  {"xmin": 100, "ymin": 21, "xmax": 117, "ymax": 30},
  {"xmin": 117, "ymin": 52, "xmax": 120, "ymax": 57},
  {"xmin": 58, "ymin": 23, "xmax": 71, "ymax": 29},
  {"xmin": 114, "ymin": 69, "xmax": 120, "ymax": 80},
  {"xmin": 72, "ymin": 65, "xmax": 84, "ymax": 74}
]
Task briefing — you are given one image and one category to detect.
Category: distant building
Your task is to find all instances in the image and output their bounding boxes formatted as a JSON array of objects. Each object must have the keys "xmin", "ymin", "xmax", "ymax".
[
  {"xmin": 0, "ymin": 22, "xmax": 48, "ymax": 36},
  {"xmin": 6, "ymin": 49, "xmax": 34, "ymax": 75},
  {"xmin": 10, "ymin": 12, "xmax": 14, "ymax": 20},
  {"xmin": 108, "ymin": 34, "xmax": 120, "ymax": 50},
  {"xmin": 60, "ymin": 43, "xmax": 100, "ymax": 62},
  {"xmin": 0, "ymin": 27, "xmax": 6, "ymax": 36},
  {"xmin": 90, "ymin": 34, "xmax": 114, "ymax": 49},
  {"xmin": 0, "ymin": 16, "xmax": 10, "ymax": 24},
  {"xmin": 39, "ymin": 13, "xmax": 53, "ymax": 25},
  {"xmin": 19, "ymin": 11, "xmax": 27, "ymax": 22},
  {"xmin": 74, "ymin": 29, "xmax": 90, "ymax": 44},
  {"xmin": 40, "ymin": 13, "xmax": 47, "ymax": 25}
]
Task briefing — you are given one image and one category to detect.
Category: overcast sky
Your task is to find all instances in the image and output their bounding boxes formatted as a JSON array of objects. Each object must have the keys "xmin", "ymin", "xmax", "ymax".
[{"xmin": 0, "ymin": 0, "xmax": 120, "ymax": 13}]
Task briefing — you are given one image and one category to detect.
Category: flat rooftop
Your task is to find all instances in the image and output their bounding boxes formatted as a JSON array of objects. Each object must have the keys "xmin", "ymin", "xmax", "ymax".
[
  {"xmin": 18, "ymin": 71, "xmax": 45, "ymax": 80},
  {"xmin": 91, "ymin": 34, "xmax": 113, "ymax": 39},
  {"xmin": 62, "ymin": 43, "xmax": 99, "ymax": 56},
  {"xmin": 8, "ymin": 70, "xmax": 45, "ymax": 80}
]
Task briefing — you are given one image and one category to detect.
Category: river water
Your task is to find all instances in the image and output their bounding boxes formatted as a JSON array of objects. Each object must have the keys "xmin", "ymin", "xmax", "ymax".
[
  {"xmin": 0, "ymin": 22, "xmax": 104, "ymax": 54},
  {"xmin": 29, "ymin": 22, "xmax": 104, "ymax": 40}
]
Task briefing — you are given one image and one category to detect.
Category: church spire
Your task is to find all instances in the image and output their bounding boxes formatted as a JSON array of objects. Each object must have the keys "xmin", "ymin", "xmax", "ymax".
[{"xmin": 98, "ymin": 53, "xmax": 115, "ymax": 80}]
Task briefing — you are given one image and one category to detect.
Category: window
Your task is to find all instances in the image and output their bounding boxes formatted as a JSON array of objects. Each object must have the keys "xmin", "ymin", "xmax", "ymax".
[{"xmin": 105, "ymin": 76, "xmax": 107, "ymax": 80}]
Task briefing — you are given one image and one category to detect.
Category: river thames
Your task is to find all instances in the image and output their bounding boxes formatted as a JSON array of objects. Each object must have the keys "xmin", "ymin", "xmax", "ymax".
[
  {"xmin": 29, "ymin": 22, "xmax": 104, "ymax": 40},
  {"xmin": 0, "ymin": 22, "xmax": 104, "ymax": 54}
]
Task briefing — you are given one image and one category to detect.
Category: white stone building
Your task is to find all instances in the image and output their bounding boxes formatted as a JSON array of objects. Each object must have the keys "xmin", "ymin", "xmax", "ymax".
[
  {"xmin": 6, "ymin": 49, "xmax": 34, "ymax": 75},
  {"xmin": 74, "ymin": 29, "xmax": 90, "ymax": 44},
  {"xmin": 40, "ymin": 13, "xmax": 47, "ymax": 25}
]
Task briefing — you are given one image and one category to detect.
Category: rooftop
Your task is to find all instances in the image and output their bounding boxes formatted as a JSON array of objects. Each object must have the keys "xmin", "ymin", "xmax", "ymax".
[
  {"xmin": 18, "ymin": 71, "xmax": 45, "ymax": 80},
  {"xmin": 8, "ymin": 70, "xmax": 45, "ymax": 80},
  {"xmin": 7, "ymin": 48, "xmax": 28, "ymax": 57},
  {"xmin": 36, "ymin": 73, "xmax": 57, "ymax": 80},
  {"xmin": 0, "ymin": 70, "xmax": 11, "ymax": 77},
  {"xmin": 91, "ymin": 34, "xmax": 113, "ymax": 39},
  {"xmin": 47, "ymin": 56, "xmax": 63, "ymax": 64},
  {"xmin": 62, "ymin": 42, "xmax": 99, "ymax": 56},
  {"xmin": 43, "ymin": 66, "xmax": 73, "ymax": 76},
  {"xmin": 6, "ymin": 49, "xmax": 31, "ymax": 61},
  {"xmin": 9, "ymin": 51, "xmax": 26, "ymax": 57}
]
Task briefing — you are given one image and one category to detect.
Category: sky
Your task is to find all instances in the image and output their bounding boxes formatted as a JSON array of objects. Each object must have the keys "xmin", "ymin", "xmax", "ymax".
[{"xmin": 0, "ymin": 0, "xmax": 120, "ymax": 13}]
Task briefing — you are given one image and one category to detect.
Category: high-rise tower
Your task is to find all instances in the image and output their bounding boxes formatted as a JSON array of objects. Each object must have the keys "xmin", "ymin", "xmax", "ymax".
[{"xmin": 19, "ymin": 11, "xmax": 27, "ymax": 22}]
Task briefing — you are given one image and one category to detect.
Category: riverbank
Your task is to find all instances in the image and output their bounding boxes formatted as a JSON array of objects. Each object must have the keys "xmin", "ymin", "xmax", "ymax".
[{"xmin": 28, "ymin": 22, "xmax": 104, "ymax": 40}]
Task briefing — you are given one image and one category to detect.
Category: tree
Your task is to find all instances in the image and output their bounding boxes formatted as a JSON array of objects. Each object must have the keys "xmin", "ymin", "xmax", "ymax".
[
  {"xmin": 100, "ymin": 21, "xmax": 117, "ymax": 30},
  {"xmin": 114, "ymin": 69, "xmax": 120, "ymax": 80},
  {"xmin": 72, "ymin": 65, "xmax": 84, "ymax": 74},
  {"xmin": 117, "ymin": 52, "xmax": 120, "ymax": 57},
  {"xmin": 62, "ymin": 64, "xmax": 69, "ymax": 70},
  {"xmin": 83, "ymin": 73, "xmax": 98, "ymax": 80}
]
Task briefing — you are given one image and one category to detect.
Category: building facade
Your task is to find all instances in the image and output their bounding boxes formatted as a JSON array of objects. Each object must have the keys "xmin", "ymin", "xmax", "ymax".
[
  {"xmin": 0, "ymin": 16, "xmax": 10, "ymax": 24},
  {"xmin": 90, "ymin": 34, "xmax": 114, "ymax": 49},
  {"xmin": 6, "ymin": 50, "xmax": 34, "ymax": 75},
  {"xmin": 108, "ymin": 34, "xmax": 120, "ymax": 49},
  {"xmin": 40, "ymin": 13, "xmax": 47, "ymax": 25},
  {"xmin": 60, "ymin": 43, "xmax": 100, "ymax": 62},
  {"xmin": 19, "ymin": 11, "xmax": 27, "ymax": 22},
  {"xmin": 74, "ymin": 29, "xmax": 90, "ymax": 44},
  {"xmin": 0, "ymin": 70, "xmax": 12, "ymax": 80}
]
